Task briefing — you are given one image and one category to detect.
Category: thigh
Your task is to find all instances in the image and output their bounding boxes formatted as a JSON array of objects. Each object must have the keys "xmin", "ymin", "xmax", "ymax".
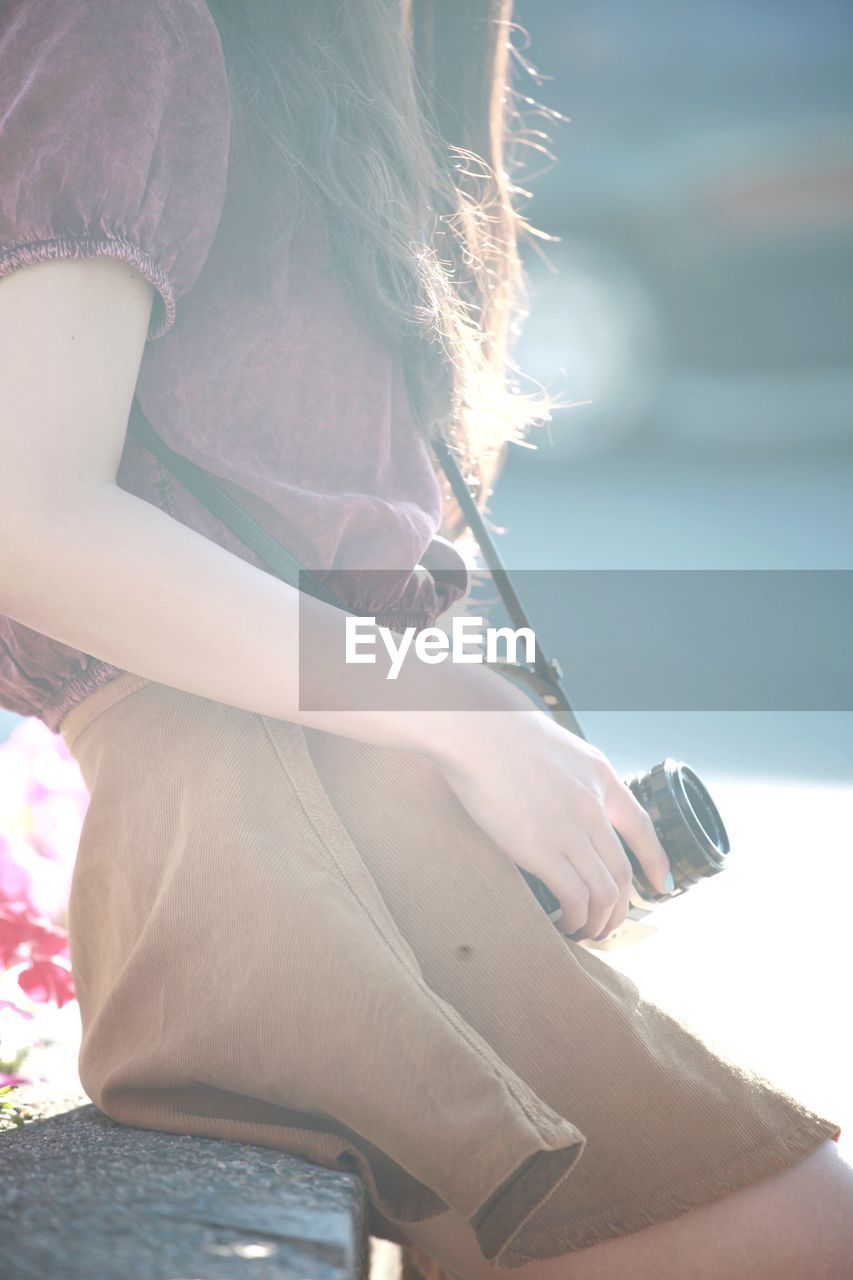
[{"xmin": 398, "ymin": 1139, "xmax": 853, "ymax": 1280}]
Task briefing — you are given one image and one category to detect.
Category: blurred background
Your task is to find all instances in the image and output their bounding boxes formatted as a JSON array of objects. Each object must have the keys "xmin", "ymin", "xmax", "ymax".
[{"xmin": 494, "ymin": 0, "xmax": 853, "ymax": 782}]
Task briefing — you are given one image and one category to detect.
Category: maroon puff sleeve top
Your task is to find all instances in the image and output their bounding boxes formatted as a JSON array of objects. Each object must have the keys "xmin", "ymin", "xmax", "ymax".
[{"xmin": 0, "ymin": 0, "xmax": 468, "ymax": 732}]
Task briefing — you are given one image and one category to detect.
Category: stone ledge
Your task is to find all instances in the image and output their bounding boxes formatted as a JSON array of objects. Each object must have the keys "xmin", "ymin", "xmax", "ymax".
[{"xmin": 0, "ymin": 1088, "xmax": 367, "ymax": 1280}]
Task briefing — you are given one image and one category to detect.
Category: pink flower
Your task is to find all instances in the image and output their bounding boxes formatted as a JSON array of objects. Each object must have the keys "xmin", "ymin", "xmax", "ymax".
[
  {"xmin": 0, "ymin": 902, "xmax": 69, "ymax": 969},
  {"xmin": 0, "ymin": 1070, "xmax": 32, "ymax": 1087},
  {"xmin": 0, "ymin": 903, "xmax": 34, "ymax": 968},
  {"xmin": 0, "ymin": 720, "xmax": 80, "ymax": 1015},
  {"xmin": 17, "ymin": 956, "xmax": 75, "ymax": 1008}
]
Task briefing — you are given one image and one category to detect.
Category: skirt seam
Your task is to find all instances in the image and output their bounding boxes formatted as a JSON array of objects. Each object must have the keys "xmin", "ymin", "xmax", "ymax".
[{"xmin": 258, "ymin": 714, "xmax": 581, "ymax": 1153}]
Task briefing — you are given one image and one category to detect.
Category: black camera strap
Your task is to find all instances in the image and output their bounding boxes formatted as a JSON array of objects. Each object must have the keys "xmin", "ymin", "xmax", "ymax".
[
  {"xmin": 127, "ymin": 395, "xmax": 586, "ymax": 738},
  {"xmin": 430, "ymin": 434, "xmax": 584, "ymax": 736}
]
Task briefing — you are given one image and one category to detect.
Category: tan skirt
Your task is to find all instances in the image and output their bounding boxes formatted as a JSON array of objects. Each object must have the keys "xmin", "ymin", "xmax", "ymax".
[{"xmin": 59, "ymin": 672, "xmax": 840, "ymax": 1270}]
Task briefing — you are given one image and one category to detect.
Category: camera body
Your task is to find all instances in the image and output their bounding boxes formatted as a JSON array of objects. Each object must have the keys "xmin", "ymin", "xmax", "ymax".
[{"xmin": 518, "ymin": 759, "xmax": 730, "ymax": 935}]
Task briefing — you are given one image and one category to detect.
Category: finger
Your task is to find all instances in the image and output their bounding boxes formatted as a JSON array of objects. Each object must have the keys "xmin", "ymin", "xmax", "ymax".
[
  {"xmin": 605, "ymin": 778, "xmax": 673, "ymax": 896},
  {"xmin": 587, "ymin": 820, "xmax": 634, "ymax": 940},
  {"xmin": 555, "ymin": 837, "xmax": 621, "ymax": 940},
  {"xmin": 536, "ymin": 855, "xmax": 591, "ymax": 936},
  {"xmin": 593, "ymin": 884, "xmax": 630, "ymax": 942}
]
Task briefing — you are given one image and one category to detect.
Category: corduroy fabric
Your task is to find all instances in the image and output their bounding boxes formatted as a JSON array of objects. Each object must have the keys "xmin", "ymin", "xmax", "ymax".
[{"xmin": 60, "ymin": 673, "xmax": 840, "ymax": 1270}]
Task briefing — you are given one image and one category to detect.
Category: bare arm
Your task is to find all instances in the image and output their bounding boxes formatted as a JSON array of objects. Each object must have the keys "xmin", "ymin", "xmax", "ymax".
[
  {"xmin": 0, "ymin": 257, "xmax": 671, "ymax": 940},
  {"xmin": 0, "ymin": 256, "xmax": 508, "ymax": 745}
]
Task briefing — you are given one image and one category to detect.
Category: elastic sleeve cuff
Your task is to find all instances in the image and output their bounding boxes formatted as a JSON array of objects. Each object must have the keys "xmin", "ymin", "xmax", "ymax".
[{"xmin": 0, "ymin": 235, "xmax": 175, "ymax": 339}]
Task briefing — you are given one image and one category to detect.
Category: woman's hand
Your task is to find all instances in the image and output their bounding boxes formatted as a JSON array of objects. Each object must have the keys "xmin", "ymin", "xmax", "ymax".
[{"xmin": 436, "ymin": 708, "xmax": 673, "ymax": 942}]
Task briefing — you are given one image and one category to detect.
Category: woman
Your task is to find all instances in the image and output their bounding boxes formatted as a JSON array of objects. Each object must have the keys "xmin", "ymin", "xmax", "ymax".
[{"xmin": 0, "ymin": 2, "xmax": 849, "ymax": 1276}]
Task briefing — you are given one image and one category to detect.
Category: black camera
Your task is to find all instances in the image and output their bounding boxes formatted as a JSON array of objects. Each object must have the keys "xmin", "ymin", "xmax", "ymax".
[{"xmin": 518, "ymin": 758, "xmax": 730, "ymax": 933}]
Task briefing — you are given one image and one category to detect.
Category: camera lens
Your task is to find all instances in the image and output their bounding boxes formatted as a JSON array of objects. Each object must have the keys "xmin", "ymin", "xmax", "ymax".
[
  {"xmin": 624, "ymin": 759, "xmax": 729, "ymax": 904},
  {"xmin": 516, "ymin": 758, "xmax": 730, "ymax": 926}
]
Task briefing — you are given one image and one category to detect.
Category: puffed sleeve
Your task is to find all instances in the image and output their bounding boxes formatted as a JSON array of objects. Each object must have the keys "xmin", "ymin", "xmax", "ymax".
[{"xmin": 0, "ymin": 0, "xmax": 231, "ymax": 339}]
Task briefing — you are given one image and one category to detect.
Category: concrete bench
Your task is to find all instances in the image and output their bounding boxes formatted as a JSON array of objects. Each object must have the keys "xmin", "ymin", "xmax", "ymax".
[{"xmin": 0, "ymin": 1088, "xmax": 369, "ymax": 1280}]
